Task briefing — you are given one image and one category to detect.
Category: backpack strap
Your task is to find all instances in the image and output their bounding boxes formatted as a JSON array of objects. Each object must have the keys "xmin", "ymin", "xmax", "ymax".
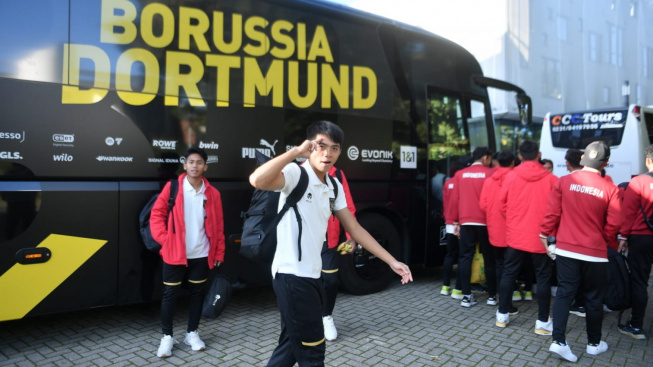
[
  {"xmin": 276, "ymin": 166, "xmax": 310, "ymax": 261},
  {"xmin": 328, "ymin": 174, "xmax": 339, "ymax": 204},
  {"xmin": 168, "ymin": 179, "xmax": 178, "ymax": 233}
]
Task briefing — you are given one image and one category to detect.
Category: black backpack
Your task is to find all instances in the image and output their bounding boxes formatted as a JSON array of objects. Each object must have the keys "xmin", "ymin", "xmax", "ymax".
[
  {"xmin": 240, "ymin": 151, "xmax": 338, "ymax": 263},
  {"xmin": 139, "ymin": 179, "xmax": 179, "ymax": 252},
  {"xmin": 202, "ymin": 271, "xmax": 232, "ymax": 319},
  {"xmin": 603, "ymin": 247, "xmax": 631, "ymax": 324}
]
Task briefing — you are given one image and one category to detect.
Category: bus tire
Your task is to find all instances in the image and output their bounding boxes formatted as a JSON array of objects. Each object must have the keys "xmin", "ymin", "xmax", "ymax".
[{"xmin": 338, "ymin": 213, "xmax": 400, "ymax": 295}]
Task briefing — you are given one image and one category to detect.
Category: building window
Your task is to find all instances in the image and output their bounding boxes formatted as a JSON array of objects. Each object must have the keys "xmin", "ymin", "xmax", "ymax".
[
  {"xmin": 542, "ymin": 58, "xmax": 562, "ymax": 99},
  {"xmin": 589, "ymin": 33, "xmax": 598, "ymax": 62},
  {"xmin": 558, "ymin": 17, "xmax": 568, "ymax": 41},
  {"xmin": 644, "ymin": 47, "xmax": 653, "ymax": 79},
  {"xmin": 608, "ymin": 24, "xmax": 623, "ymax": 66},
  {"xmin": 603, "ymin": 87, "xmax": 611, "ymax": 104}
]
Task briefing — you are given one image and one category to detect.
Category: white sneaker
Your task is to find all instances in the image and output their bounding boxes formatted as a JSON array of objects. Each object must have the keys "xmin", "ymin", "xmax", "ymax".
[
  {"xmin": 157, "ymin": 335, "xmax": 174, "ymax": 358},
  {"xmin": 460, "ymin": 295, "xmax": 477, "ymax": 308},
  {"xmin": 549, "ymin": 342, "xmax": 577, "ymax": 362},
  {"xmin": 496, "ymin": 310, "xmax": 509, "ymax": 328},
  {"xmin": 535, "ymin": 319, "xmax": 553, "ymax": 336},
  {"xmin": 323, "ymin": 316, "xmax": 338, "ymax": 341},
  {"xmin": 486, "ymin": 296, "xmax": 497, "ymax": 306},
  {"xmin": 184, "ymin": 331, "xmax": 206, "ymax": 351},
  {"xmin": 586, "ymin": 341, "xmax": 608, "ymax": 355}
]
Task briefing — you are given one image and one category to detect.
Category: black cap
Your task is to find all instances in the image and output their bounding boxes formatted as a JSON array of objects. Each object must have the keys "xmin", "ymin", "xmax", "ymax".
[{"xmin": 580, "ymin": 141, "xmax": 610, "ymax": 170}]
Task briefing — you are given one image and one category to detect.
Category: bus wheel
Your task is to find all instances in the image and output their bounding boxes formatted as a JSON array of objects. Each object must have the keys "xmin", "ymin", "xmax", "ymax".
[{"xmin": 338, "ymin": 213, "xmax": 400, "ymax": 295}]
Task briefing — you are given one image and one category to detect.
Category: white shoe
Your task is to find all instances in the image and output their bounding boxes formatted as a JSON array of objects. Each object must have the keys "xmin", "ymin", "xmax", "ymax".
[
  {"xmin": 549, "ymin": 342, "xmax": 577, "ymax": 362},
  {"xmin": 535, "ymin": 319, "xmax": 553, "ymax": 336},
  {"xmin": 157, "ymin": 335, "xmax": 174, "ymax": 358},
  {"xmin": 586, "ymin": 341, "xmax": 608, "ymax": 355},
  {"xmin": 495, "ymin": 310, "xmax": 509, "ymax": 328},
  {"xmin": 486, "ymin": 296, "xmax": 497, "ymax": 306},
  {"xmin": 323, "ymin": 316, "xmax": 338, "ymax": 341},
  {"xmin": 184, "ymin": 331, "xmax": 206, "ymax": 351}
]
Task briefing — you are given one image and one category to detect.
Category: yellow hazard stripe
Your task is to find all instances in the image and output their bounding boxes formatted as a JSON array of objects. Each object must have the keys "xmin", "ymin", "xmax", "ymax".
[
  {"xmin": 321, "ymin": 269, "xmax": 339, "ymax": 274},
  {"xmin": 163, "ymin": 281, "xmax": 182, "ymax": 286},
  {"xmin": 301, "ymin": 338, "xmax": 325, "ymax": 347},
  {"xmin": 189, "ymin": 279, "xmax": 207, "ymax": 284},
  {"xmin": 0, "ymin": 234, "xmax": 106, "ymax": 321}
]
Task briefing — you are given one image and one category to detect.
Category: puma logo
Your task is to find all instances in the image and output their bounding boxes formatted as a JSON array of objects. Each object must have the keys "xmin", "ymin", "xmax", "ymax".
[{"xmin": 260, "ymin": 139, "xmax": 278, "ymax": 156}]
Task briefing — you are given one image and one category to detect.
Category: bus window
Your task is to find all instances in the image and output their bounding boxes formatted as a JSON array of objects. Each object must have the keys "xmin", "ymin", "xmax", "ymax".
[
  {"xmin": 644, "ymin": 109, "xmax": 653, "ymax": 144},
  {"xmin": 549, "ymin": 113, "xmax": 626, "ymax": 149},
  {"xmin": 427, "ymin": 92, "xmax": 469, "ymax": 165},
  {"xmin": 468, "ymin": 99, "xmax": 490, "ymax": 150}
]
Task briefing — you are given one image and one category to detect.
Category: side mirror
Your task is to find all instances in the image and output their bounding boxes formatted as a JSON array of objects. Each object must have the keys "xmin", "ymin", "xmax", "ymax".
[{"xmin": 515, "ymin": 93, "xmax": 532, "ymax": 126}]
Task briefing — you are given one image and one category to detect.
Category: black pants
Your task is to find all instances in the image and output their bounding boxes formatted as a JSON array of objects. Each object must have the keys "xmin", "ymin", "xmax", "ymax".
[
  {"xmin": 627, "ymin": 234, "xmax": 653, "ymax": 328},
  {"xmin": 161, "ymin": 258, "xmax": 208, "ymax": 336},
  {"xmin": 267, "ymin": 274, "xmax": 326, "ymax": 367},
  {"xmin": 498, "ymin": 247, "xmax": 552, "ymax": 321},
  {"xmin": 321, "ymin": 242, "xmax": 339, "ymax": 316},
  {"xmin": 443, "ymin": 233, "xmax": 461, "ymax": 289},
  {"xmin": 458, "ymin": 225, "xmax": 496, "ymax": 296},
  {"xmin": 493, "ymin": 246, "xmax": 506, "ymax": 295},
  {"xmin": 552, "ymin": 256, "xmax": 606, "ymax": 345}
]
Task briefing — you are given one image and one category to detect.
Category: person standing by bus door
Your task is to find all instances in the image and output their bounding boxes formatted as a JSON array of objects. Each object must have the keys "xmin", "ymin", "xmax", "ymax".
[
  {"xmin": 495, "ymin": 140, "xmax": 557, "ymax": 334},
  {"xmin": 321, "ymin": 166, "xmax": 357, "ymax": 341},
  {"xmin": 618, "ymin": 144, "xmax": 653, "ymax": 341},
  {"xmin": 540, "ymin": 141, "xmax": 622, "ymax": 362},
  {"xmin": 479, "ymin": 150, "xmax": 517, "ymax": 313},
  {"xmin": 249, "ymin": 121, "xmax": 413, "ymax": 367},
  {"xmin": 150, "ymin": 146, "xmax": 226, "ymax": 358},
  {"xmin": 451, "ymin": 147, "xmax": 496, "ymax": 308}
]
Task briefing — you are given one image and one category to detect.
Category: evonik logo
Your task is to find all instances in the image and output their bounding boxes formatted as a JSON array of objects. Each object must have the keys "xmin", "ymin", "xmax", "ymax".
[
  {"xmin": 347, "ymin": 146, "xmax": 359, "ymax": 160},
  {"xmin": 348, "ymin": 146, "xmax": 392, "ymax": 163},
  {"xmin": 53, "ymin": 153, "xmax": 73, "ymax": 162},
  {"xmin": 0, "ymin": 131, "xmax": 25, "ymax": 143},
  {"xmin": 153, "ymin": 139, "xmax": 177, "ymax": 149},
  {"xmin": 0, "ymin": 151, "xmax": 23, "ymax": 160}
]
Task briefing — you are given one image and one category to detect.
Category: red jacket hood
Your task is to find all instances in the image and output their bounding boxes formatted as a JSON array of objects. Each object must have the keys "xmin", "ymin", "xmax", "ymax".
[
  {"xmin": 490, "ymin": 167, "xmax": 512, "ymax": 184},
  {"xmin": 513, "ymin": 161, "xmax": 551, "ymax": 182}
]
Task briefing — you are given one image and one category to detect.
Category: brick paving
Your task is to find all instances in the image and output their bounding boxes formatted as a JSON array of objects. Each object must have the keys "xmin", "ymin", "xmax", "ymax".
[{"xmin": 0, "ymin": 268, "xmax": 651, "ymax": 366}]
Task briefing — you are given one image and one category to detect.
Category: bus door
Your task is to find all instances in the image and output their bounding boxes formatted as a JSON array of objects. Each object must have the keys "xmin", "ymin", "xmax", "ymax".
[{"xmin": 424, "ymin": 88, "xmax": 487, "ymax": 266}]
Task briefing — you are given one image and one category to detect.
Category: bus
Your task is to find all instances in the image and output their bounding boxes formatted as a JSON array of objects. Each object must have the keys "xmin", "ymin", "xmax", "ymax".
[
  {"xmin": 540, "ymin": 105, "xmax": 653, "ymax": 183},
  {"xmin": 0, "ymin": 0, "xmax": 531, "ymax": 322}
]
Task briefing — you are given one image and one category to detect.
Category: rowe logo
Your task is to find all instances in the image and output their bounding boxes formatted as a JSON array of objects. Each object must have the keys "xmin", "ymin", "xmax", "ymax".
[
  {"xmin": 153, "ymin": 140, "xmax": 177, "ymax": 149},
  {"xmin": 53, "ymin": 153, "xmax": 73, "ymax": 162}
]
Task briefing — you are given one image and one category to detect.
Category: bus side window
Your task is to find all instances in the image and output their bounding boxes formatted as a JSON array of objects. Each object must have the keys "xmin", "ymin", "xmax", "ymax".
[{"xmin": 427, "ymin": 91, "xmax": 470, "ymax": 176}]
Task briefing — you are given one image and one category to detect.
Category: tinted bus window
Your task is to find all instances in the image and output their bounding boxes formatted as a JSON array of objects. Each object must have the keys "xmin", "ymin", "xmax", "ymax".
[{"xmin": 549, "ymin": 110, "xmax": 627, "ymax": 149}]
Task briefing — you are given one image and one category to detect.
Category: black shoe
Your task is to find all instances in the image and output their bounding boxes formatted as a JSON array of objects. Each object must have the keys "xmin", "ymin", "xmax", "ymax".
[
  {"xmin": 569, "ymin": 305, "xmax": 586, "ymax": 317},
  {"xmin": 619, "ymin": 323, "xmax": 647, "ymax": 340},
  {"xmin": 509, "ymin": 306, "xmax": 519, "ymax": 316}
]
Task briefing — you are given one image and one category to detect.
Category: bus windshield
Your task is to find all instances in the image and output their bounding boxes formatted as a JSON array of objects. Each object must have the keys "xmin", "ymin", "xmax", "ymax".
[{"xmin": 549, "ymin": 109, "xmax": 627, "ymax": 148}]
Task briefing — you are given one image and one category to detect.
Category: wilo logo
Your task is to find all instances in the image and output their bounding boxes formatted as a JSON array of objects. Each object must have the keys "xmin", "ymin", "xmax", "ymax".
[
  {"xmin": 53, "ymin": 153, "xmax": 73, "ymax": 162},
  {"xmin": 53, "ymin": 134, "xmax": 74, "ymax": 143},
  {"xmin": 153, "ymin": 140, "xmax": 177, "ymax": 149},
  {"xmin": 242, "ymin": 138, "xmax": 278, "ymax": 158},
  {"xmin": 347, "ymin": 146, "xmax": 360, "ymax": 160},
  {"xmin": 0, "ymin": 151, "xmax": 23, "ymax": 160},
  {"xmin": 199, "ymin": 141, "xmax": 219, "ymax": 150}
]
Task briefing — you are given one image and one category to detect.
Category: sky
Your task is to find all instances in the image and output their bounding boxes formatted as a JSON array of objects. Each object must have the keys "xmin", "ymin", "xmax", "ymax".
[{"xmin": 321, "ymin": 0, "xmax": 507, "ymax": 61}]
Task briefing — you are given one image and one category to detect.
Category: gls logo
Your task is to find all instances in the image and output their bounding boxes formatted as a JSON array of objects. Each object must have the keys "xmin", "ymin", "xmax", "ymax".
[
  {"xmin": 53, "ymin": 153, "xmax": 73, "ymax": 162},
  {"xmin": 153, "ymin": 140, "xmax": 177, "ymax": 149},
  {"xmin": 0, "ymin": 151, "xmax": 23, "ymax": 160}
]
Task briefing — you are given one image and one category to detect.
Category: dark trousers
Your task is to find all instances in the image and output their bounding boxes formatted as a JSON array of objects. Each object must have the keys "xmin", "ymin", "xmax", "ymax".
[
  {"xmin": 493, "ymin": 246, "xmax": 507, "ymax": 295},
  {"xmin": 321, "ymin": 242, "xmax": 339, "ymax": 316},
  {"xmin": 267, "ymin": 273, "xmax": 326, "ymax": 367},
  {"xmin": 458, "ymin": 225, "xmax": 496, "ymax": 296},
  {"xmin": 627, "ymin": 234, "xmax": 653, "ymax": 328},
  {"xmin": 498, "ymin": 247, "xmax": 552, "ymax": 321},
  {"xmin": 443, "ymin": 233, "xmax": 461, "ymax": 289},
  {"xmin": 552, "ymin": 256, "xmax": 606, "ymax": 345},
  {"xmin": 161, "ymin": 257, "xmax": 209, "ymax": 336}
]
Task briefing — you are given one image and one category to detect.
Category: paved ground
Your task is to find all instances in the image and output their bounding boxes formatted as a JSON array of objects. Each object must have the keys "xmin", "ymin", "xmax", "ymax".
[{"xmin": 0, "ymin": 268, "xmax": 651, "ymax": 367}]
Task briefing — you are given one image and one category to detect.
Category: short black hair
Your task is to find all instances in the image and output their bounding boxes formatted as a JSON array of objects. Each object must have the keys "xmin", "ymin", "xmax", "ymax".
[
  {"xmin": 306, "ymin": 120, "xmax": 344, "ymax": 145},
  {"xmin": 184, "ymin": 146, "xmax": 207, "ymax": 162},
  {"xmin": 472, "ymin": 147, "xmax": 492, "ymax": 161},
  {"xmin": 519, "ymin": 139, "xmax": 539, "ymax": 161},
  {"xmin": 646, "ymin": 144, "xmax": 653, "ymax": 161},
  {"xmin": 497, "ymin": 150, "xmax": 515, "ymax": 167},
  {"xmin": 565, "ymin": 149, "xmax": 583, "ymax": 169},
  {"xmin": 541, "ymin": 158, "xmax": 553, "ymax": 166}
]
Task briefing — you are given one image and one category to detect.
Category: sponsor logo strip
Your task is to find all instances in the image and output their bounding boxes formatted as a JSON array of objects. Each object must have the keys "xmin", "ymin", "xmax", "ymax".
[{"xmin": 0, "ymin": 234, "xmax": 107, "ymax": 321}]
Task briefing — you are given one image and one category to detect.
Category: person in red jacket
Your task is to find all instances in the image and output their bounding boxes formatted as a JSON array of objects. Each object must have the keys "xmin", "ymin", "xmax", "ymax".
[
  {"xmin": 451, "ymin": 147, "xmax": 495, "ymax": 307},
  {"xmin": 539, "ymin": 141, "xmax": 622, "ymax": 362},
  {"xmin": 495, "ymin": 140, "xmax": 557, "ymax": 334},
  {"xmin": 150, "ymin": 146, "xmax": 226, "ymax": 358},
  {"xmin": 618, "ymin": 144, "xmax": 653, "ymax": 341},
  {"xmin": 479, "ymin": 150, "xmax": 515, "ymax": 311},
  {"xmin": 321, "ymin": 166, "xmax": 356, "ymax": 341}
]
